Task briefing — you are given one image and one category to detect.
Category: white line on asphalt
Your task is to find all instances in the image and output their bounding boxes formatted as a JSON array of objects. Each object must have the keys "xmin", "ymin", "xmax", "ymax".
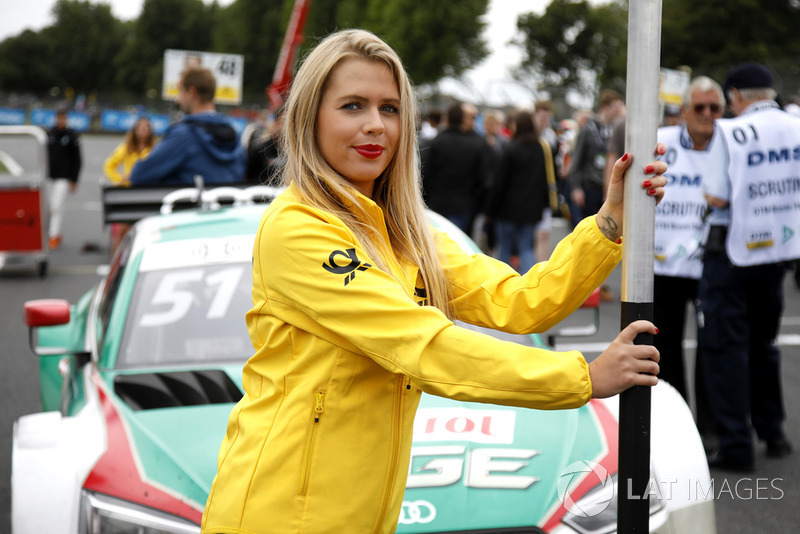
[{"xmin": 50, "ymin": 265, "xmax": 105, "ymax": 275}]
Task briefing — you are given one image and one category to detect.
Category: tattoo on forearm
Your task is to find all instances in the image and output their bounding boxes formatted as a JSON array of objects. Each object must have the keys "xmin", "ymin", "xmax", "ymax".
[{"xmin": 598, "ymin": 215, "xmax": 620, "ymax": 242}]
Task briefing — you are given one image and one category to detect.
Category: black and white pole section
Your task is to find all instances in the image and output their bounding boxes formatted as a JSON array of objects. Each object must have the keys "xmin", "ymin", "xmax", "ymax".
[{"xmin": 617, "ymin": 0, "xmax": 663, "ymax": 532}]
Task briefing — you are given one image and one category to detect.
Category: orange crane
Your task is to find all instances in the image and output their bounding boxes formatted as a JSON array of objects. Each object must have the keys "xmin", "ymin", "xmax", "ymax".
[{"xmin": 266, "ymin": 0, "xmax": 313, "ymax": 111}]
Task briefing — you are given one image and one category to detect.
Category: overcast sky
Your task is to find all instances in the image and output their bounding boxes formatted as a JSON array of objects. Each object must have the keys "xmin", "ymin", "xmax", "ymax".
[{"xmin": 1, "ymin": 0, "xmax": 553, "ymax": 107}]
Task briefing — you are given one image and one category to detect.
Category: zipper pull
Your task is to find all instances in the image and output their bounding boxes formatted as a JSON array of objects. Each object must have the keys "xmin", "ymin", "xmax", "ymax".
[{"xmin": 314, "ymin": 392, "xmax": 324, "ymax": 422}]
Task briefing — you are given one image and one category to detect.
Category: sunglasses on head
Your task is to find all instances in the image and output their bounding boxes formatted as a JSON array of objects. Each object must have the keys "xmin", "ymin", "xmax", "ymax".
[{"xmin": 693, "ymin": 103, "xmax": 721, "ymax": 114}]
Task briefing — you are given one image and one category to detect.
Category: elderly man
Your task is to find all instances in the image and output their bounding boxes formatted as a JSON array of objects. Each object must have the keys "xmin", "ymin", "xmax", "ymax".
[
  {"xmin": 698, "ymin": 63, "xmax": 800, "ymax": 471},
  {"xmin": 654, "ymin": 76, "xmax": 726, "ymax": 444}
]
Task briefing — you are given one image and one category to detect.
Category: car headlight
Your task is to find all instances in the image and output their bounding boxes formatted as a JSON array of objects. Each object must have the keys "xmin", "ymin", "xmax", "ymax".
[
  {"xmin": 80, "ymin": 491, "xmax": 200, "ymax": 534},
  {"xmin": 562, "ymin": 473, "xmax": 664, "ymax": 534}
]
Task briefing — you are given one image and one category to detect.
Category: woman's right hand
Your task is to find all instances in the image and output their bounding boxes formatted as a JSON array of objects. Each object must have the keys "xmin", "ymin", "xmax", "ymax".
[
  {"xmin": 588, "ymin": 320, "xmax": 660, "ymax": 398},
  {"xmin": 596, "ymin": 146, "xmax": 668, "ymax": 242}
]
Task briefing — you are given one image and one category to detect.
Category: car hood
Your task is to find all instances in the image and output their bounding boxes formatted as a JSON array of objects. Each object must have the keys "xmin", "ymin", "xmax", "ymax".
[
  {"xmin": 102, "ymin": 370, "xmax": 615, "ymax": 530},
  {"xmin": 90, "ymin": 366, "xmax": 245, "ymax": 520},
  {"xmin": 398, "ymin": 395, "xmax": 616, "ymax": 532}
]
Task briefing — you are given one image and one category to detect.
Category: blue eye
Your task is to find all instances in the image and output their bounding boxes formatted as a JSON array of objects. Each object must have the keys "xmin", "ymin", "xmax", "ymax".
[
  {"xmin": 381, "ymin": 104, "xmax": 399, "ymax": 114},
  {"xmin": 342, "ymin": 102, "xmax": 360, "ymax": 111}
]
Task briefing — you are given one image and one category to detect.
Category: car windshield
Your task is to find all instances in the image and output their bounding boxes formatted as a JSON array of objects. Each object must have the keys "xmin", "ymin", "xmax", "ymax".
[
  {"xmin": 116, "ymin": 235, "xmax": 255, "ymax": 369},
  {"xmin": 114, "ymin": 234, "xmax": 538, "ymax": 369}
]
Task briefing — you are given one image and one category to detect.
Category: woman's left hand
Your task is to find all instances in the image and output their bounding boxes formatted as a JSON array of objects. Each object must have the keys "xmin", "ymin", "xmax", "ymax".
[{"xmin": 595, "ymin": 143, "xmax": 668, "ymax": 242}]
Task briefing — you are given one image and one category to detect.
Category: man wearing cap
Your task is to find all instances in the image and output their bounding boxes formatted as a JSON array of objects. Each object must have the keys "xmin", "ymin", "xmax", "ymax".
[{"xmin": 698, "ymin": 62, "xmax": 800, "ymax": 471}]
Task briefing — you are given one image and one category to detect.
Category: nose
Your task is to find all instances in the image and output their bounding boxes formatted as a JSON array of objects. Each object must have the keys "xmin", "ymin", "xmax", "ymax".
[{"xmin": 363, "ymin": 107, "xmax": 386, "ymax": 135}]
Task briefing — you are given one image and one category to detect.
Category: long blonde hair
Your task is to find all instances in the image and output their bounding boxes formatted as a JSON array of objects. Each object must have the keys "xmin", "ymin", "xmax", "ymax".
[
  {"xmin": 280, "ymin": 29, "xmax": 453, "ymax": 318},
  {"xmin": 125, "ymin": 117, "xmax": 155, "ymax": 155}
]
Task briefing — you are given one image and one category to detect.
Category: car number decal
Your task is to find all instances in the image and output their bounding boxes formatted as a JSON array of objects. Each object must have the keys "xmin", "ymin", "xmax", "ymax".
[{"xmin": 140, "ymin": 266, "xmax": 245, "ymax": 327}]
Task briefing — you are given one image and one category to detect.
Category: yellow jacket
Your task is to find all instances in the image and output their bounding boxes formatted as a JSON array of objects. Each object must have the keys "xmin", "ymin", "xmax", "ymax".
[
  {"xmin": 103, "ymin": 142, "xmax": 152, "ymax": 184},
  {"xmin": 202, "ymin": 186, "xmax": 622, "ymax": 534}
]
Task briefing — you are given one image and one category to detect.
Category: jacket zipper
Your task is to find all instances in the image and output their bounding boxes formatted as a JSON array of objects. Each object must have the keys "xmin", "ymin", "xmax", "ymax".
[
  {"xmin": 298, "ymin": 391, "xmax": 324, "ymax": 496},
  {"xmin": 373, "ymin": 378, "xmax": 406, "ymax": 531}
]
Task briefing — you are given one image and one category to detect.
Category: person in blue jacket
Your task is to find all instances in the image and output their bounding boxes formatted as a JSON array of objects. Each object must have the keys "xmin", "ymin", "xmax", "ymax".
[{"xmin": 130, "ymin": 66, "xmax": 245, "ymax": 185}]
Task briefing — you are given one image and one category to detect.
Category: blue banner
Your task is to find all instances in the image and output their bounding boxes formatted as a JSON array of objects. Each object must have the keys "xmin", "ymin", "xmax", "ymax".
[
  {"xmin": 0, "ymin": 108, "xmax": 26, "ymax": 125},
  {"xmin": 30, "ymin": 109, "xmax": 90, "ymax": 132},
  {"xmin": 99, "ymin": 109, "xmax": 171, "ymax": 136},
  {"xmin": 149, "ymin": 114, "xmax": 170, "ymax": 136}
]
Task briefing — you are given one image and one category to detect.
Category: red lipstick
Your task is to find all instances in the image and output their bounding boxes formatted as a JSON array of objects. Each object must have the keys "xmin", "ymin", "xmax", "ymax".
[{"xmin": 354, "ymin": 144, "xmax": 384, "ymax": 159}]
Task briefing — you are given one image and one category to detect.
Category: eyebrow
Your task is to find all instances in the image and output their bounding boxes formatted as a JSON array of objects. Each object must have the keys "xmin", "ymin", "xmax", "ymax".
[{"xmin": 335, "ymin": 94, "xmax": 400, "ymax": 105}]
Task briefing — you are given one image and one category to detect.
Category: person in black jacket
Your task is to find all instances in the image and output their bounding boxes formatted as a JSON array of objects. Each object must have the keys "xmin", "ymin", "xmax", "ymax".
[
  {"xmin": 420, "ymin": 103, "xmax": 488, "ymax": 236},
  {"xmin": 486, "ymin": 110, "xmax": 549, "ymax": 272},
  {"xmin": 568, "ymin": 90, "xmax": 625, "ymax": 225},
  {"xmin": 46, "ymin": 108, "xmax": 82, "ymax": 250}
]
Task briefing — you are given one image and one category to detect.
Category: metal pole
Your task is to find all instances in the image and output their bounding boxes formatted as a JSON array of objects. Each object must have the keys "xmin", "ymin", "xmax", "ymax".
[{"xmin": 618, "ymin": 0, "xmax": 662, "ymax": 532}]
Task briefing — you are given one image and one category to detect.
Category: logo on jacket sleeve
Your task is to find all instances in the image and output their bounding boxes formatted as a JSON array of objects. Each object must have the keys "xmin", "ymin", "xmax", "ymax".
[{"xmin": 323, "ymin": 248, "xmax": 372, "ymax": 286}]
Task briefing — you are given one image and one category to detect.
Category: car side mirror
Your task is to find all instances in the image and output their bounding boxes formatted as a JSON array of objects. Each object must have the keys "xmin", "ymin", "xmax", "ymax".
[{"xmin": 24, "ymin": 299, "xmax": 71, "ymax": 356}]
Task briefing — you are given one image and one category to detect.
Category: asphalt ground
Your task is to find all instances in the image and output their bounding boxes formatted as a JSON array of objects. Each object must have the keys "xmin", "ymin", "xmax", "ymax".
[{"xmin": 1, "ymin": 133, "xmax": 798, "ymax": 532}]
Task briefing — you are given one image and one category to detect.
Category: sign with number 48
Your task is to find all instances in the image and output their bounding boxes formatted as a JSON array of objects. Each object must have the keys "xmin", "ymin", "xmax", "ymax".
[{"xmin": 163, "ymin": 49, "xmax": 245, "ymax": 105}]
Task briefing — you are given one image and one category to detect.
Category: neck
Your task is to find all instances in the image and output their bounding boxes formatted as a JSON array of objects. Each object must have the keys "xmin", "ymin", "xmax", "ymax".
[
  {"xmin": 690, "ymin": 131, "xmax": 712, "ymax": 150},
  {"xmin": 190, "ymin": 102, "xmax": 215, "ymax": 114}
]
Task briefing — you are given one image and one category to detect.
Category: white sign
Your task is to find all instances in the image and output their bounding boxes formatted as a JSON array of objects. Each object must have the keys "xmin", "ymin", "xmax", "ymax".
[
  {"xmin": 659, "ymin": 67, "xmax": 691, "ymax": 106},
  {"xmin": 163, "ymin": 49, "xmax": 245, "ymax": 105}
]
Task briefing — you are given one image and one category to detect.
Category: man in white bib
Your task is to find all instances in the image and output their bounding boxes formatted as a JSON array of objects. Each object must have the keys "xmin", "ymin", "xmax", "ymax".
[
  {"xmin": 699, "ymin": 63, "xmax": 797, "ymax": 472},
  {"xmin": 655, "ymin": 76, "xmax": 725, "ymax": 443}
]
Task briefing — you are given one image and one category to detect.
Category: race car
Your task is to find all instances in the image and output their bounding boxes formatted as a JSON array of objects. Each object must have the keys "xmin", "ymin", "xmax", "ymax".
[{"xmin": 12, "ymin": 186, "xmax": 716, "ymax": 533}]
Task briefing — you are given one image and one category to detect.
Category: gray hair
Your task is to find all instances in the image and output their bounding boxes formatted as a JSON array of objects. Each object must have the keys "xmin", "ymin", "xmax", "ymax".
[
  {"xmin": 682, "ymin": 76, "xmax": 724, "ymax": 108},
  {"xmin": 728, "ymin": 87, "xmax": 778, "ymax": 103}
]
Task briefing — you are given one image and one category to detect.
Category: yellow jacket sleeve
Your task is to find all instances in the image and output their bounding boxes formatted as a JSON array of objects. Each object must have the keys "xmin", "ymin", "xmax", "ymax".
[
  {"xmin": 251, "ymin": 202, "xmax": 619, "ymax": 410},
  {"xmin": 103, "ymin": 143, "xmax": 128, "ymax": 183},
  {"xmin": 439, "ymin": 215, "xmax": 621, "ymax": 333}
]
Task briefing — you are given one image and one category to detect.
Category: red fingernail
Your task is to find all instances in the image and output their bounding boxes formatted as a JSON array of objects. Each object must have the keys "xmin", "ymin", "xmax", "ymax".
[
  {"xmin": 621, "ymin": 152, "xmax": 629, "ymax": 162},
  {"xmin": 655, "ymin": 327, "xmax": 660, "ymax": 334},
  {"xmin": 649, "ymin": 189, "xmax": 656, "ymax": 195},
  {"xmin": 645, "ymin": 165, "xmax": 655, "ymax": 173},
  {"xmin": 616, "ymin": 237, "xmax": 622, "ymax": 244},
  {"xmin": 643, "ymin": 180, "xmax": 652, "ymax": 187}
]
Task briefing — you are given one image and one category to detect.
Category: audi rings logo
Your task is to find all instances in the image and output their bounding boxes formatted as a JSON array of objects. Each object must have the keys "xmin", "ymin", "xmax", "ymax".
[
  {"xmin": 557, "ymin": 461, "xmax": 613, "ymax": 517},
  {"xmin": 398, "ymin": 500, "xmax": 436, "ymax": 525}
]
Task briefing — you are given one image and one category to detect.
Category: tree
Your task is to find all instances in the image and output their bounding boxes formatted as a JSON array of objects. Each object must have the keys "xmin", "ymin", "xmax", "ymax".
[
  {"xmin": 0, "ymin": 30, "xmax": 58, "ymax": 93},
  {"xmin": 293, "ymin": 0, "xmax": 489, "ymax": 86},
  {"xmin": 115, "ymin": 0, "xmax": 216, "ymax": 97},
  {"xmin": 211, "ymin": 0, "xmax": 287, "ymax": 99},
  {"xmin": 366, "ymin": 0, "xmax": 489, "ymax": 85},
  {"xmin": 516, "ymin": 0, "xmax": 800, "ymax": 105},
  {"xmin": 515, "ymin": 0, "xmax": 628, "ymax": 105},
  {"xmin": 661, "ymin": 0, "xmax": 800, "ymax": 93},
  {"xmin": 42, "ymin": 0, "xmax": 126, "ymax": 94}
]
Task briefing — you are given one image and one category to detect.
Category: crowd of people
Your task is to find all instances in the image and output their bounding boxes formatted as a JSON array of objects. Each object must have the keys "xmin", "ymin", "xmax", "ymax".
[
  {"xmin": 418, "ymin": 65, "xmax": 800, "ymax": 475},
  {"xmin": 44, "ymin": 33, "xmax": 798, "ymax": 515}
]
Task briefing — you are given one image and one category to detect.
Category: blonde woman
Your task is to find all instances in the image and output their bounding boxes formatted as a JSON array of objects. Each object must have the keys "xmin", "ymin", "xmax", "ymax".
[
  {"xmin": 103, "ymin": 116, "xmax": 156, "ymax": 255},
  {"xmin": 103, "ymin": 116, "xmax": 156, "ymax": 184},
  {"xmin": 202, "ymin": 29, "xmax": 668, "ymax": 534}
]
